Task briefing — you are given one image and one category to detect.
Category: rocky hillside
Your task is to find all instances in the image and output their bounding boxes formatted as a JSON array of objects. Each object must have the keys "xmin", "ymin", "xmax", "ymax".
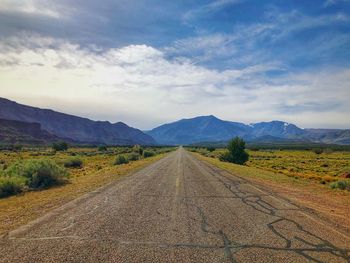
[{"xmin": 0, "ymin": 118, "xmax": 63, "ymax": 145}]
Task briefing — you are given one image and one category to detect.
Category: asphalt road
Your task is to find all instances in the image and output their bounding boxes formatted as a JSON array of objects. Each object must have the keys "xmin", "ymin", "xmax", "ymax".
[{"xmin": 1, "ymin": 147, "xmax": 350, "ymax": 262}]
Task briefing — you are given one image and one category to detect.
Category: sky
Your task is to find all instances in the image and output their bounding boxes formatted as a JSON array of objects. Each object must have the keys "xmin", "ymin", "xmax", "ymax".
[{"xmin": 0, "ymin": 0, "xmax": 349, "ymax": 129}]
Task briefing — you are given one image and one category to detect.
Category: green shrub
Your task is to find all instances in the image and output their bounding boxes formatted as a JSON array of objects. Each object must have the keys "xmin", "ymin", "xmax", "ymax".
[
  {"xmin": 206, "ymin": 147, "xmax": 216, "ymax": 152},
  {"xmin": 143, "ymin": 150, "xmax": 155, "ymax": 158},
  {"xmin": 330, "ymin": 180, "xmax": 350, "ymax": 190},
  {"xmin": 114, "ymin": 155, "xmax": 129, "ymax": 165},
  {"xmin": 98, "ymin": 145, "xmax": 107, "ymax": 151},
  {"xmin": 0, "ymin": 177, "xmax": 26, "ymax": 198},
  {"xmin": 219, "ymin": 137, "xmax": 249, "ymax": 165},
  {"xmin": 52, "ymin": 141, "xmax": 68, "ymax": 151},
  {"xmin": 5, "ymin": 159, "xmax": 69, "ymax": 189},
  {"xmin": 128, "ymin": 153, "xmax": 140, "ymax": 161},
  {"xmin": 64, "ymin": 158, "xmax": 83, "ymax": 168}
]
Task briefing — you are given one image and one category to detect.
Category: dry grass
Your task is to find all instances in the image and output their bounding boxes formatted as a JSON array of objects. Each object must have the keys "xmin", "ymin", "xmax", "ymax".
[
  {"xmin": 189, "ymin": 148, "xmax": 350, "ymax": 183},
  {"xmin": 0, "ymin": 148, "xmax": 168, "ymax": 235}
]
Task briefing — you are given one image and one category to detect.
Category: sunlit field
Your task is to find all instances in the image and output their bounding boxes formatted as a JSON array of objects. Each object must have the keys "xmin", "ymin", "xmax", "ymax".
[{"xmin": 188, "ymin": 147, "xmax": 350, "ymax": 187}]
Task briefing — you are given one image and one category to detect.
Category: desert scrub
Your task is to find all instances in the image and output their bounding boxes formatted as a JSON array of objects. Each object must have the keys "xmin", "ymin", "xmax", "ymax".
[
  {"xmin": 128, "ymin": 153, "xmax": 140, "ymax": 161},
  {"xmin": 64, "ymin": 158, "xmax": 83, "ymax": 168},
  {"xmin": 0, "ymin": 176, "xmax": 26, "ymax": 198},
  {"xmin": 330, "ymin": 180, "xmax": 350, "ymax": 190},
  {"xmin": 52, "ymin": 141, "xmax": 69, "ymax": 151},
  {"xmin": 143, "ymin": 151, "xmax": 155, "ymax": 158},
  {"xmin": 5, "ymin": 159, "xmax": 69, "ymax": 189},
  {"xmin": 114, "ymin": 155, "xmax": 129, "ymax": 165}
]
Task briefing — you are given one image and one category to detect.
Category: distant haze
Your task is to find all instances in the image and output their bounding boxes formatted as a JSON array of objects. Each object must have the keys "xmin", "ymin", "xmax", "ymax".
[{"xmin": 0, "ymin": 0, "xmax": 349, "ymax": 129}]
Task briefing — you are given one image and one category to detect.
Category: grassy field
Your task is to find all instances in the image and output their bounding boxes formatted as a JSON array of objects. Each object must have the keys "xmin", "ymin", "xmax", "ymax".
[
  {"xmin": 187, "ymin": 147, "xmax": 350, "ymax": 187},
  {"xmin": 0, "ymin": 145, "xmax": 174, "ymax": 235}
]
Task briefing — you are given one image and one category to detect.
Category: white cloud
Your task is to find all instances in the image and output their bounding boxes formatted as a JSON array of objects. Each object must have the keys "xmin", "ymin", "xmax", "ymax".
[
  {"xmin": 182, "ymin": 0, "xmax": 243, "ymax": 23},
  {"xmin": 323, "ymin": 0, "xmax": 350, "ymax": 7},
  {"xmin": 0, "ymin": 35, "xmax": 349, "ymax": 129},
  {"xmin": 0, "ymin": 0, "xmax": 64, "ymax": 18}
]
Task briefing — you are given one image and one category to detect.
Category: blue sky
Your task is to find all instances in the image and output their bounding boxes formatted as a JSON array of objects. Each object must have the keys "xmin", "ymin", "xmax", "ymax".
[{"xmin": 0, "ymin": 0, "xmax": 349, "ymax": 129}]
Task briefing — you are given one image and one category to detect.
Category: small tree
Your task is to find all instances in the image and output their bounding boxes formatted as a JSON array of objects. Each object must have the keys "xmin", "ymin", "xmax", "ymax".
[
  {"xmin": 219, "ymin": 137, "xmax": 249, "ymax": 165},
  {"xmin": 52, "ymin": 141, "xmax": 68, "ymax": 151}
]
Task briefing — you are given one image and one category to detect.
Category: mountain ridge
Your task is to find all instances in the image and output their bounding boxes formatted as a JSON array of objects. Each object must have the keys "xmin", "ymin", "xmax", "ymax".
[
  {"xmin": 147, "ymin": 115, "xmax": 350, "ymax": 145},
  {"xmin": 0, "ymin": 98, "xmax": 155, "ymax": 145}
]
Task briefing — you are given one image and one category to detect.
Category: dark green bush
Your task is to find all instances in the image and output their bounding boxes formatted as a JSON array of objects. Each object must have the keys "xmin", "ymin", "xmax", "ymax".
[
  {"xmin": 52, "ymin": 141, "xmax": 68, "ymax": 151},
  {"xmin": 114, "ymin": 155, "xmax": 129, "ymax": 165},
  {"xmin": 330, "ymin": 180, "xmax": 350, "ymax": 190},
  {"xmin": 206, "ymin": 147, "xmax": 216, "ymax": 152},
  {"xmin": 219, "ymin": 137, "xmax": 249, "ymax": 165},
  {"xmin": 5, "ymin": 159, "xmax": 69, "ymax": 189},
  {"xmin": 0, "ymin": 177, "xmax": 25, "ymax": 198},
  {"xmin": 64, "ymin": 158, "xmax": 83, "ymax": 168},
  {"xmin": 98, "ymin": 145, "xmax": 107, "ymax": 151},
  {"xmin": 143, "ymin": 151, "xmax": 155, "ymax": 158}
]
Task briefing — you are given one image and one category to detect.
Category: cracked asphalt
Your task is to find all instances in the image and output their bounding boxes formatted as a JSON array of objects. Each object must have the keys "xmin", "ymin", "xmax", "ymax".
[{"xmin": 1, "ymin": 147, "xmax": 350, "ymax": 262}]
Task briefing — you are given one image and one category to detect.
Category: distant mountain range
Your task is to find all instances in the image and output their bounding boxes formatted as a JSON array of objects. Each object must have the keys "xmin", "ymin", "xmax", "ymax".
[
  {"xmin": 0, "ymin": 98, "xmax": 349, "ymax": 146},
  {"xmin": 147, "ymin": 115, "xmax": 350, "ymax": 145},
  {"xmin": 0, "ymin": 98, "xmax": 155, "ymax": 145}
]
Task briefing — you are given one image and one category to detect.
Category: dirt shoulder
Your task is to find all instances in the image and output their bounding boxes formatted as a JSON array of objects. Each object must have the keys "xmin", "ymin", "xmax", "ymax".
[
  {"xmin": 195, "ymin": 153, "xmax": 350, "ymax": 235},
  {"xmin": 0, "ymin": 154, "xmax": 166, "ymax": 236}
]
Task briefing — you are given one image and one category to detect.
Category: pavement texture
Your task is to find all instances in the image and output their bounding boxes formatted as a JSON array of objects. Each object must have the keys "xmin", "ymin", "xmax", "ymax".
[{"xmin": 0, "ymin": 147, "xmax": 350, "ymax": 262}]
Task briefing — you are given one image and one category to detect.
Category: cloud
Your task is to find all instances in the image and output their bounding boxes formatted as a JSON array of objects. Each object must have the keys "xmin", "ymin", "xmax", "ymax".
[
  {"xmin": 0, "ymin": 35, "xmax": 349, "ymax": 129},
  {"xmin": 0, "ymin": 0, "xmax": 67, "ymax": 18},
  {"xmin": 0, "ymin": 2, "xmax": 349, "ymax": 129},
  {"xmin": 167, "ymin": 9, "xmax": 350, "ymax": 70},
  {"xmin": 323, "ymin": 0, "xmax": 350, "ymax": 7},
  {"xmin": 182, "ymin": 0, "xmax": 243, "ymax": 23}
]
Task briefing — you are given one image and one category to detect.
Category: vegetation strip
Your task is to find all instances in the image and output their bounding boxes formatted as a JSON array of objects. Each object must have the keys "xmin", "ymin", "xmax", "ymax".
[{"xmin": 187, "ymin": 144, "xmax": 350, "ymax": 190}]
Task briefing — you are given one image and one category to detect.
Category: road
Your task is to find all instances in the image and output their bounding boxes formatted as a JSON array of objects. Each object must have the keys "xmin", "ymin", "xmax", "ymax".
[{"xmin": 1, "ymin": 147, "xmax": 349, "ymax": 262}]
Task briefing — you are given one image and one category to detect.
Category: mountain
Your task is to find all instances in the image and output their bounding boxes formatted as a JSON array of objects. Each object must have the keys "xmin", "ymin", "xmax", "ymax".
[
  {"xmin": 304, "ymin": 129, "xmax": 350, "ymax": 145},
  {"xmin": 0, "ymin": 118, "xmax": 65, "ymax": 145},
  {"xmin": 147, "ymin": 115, "xmax": 251, "ymax": 145},
  {"xmin": 0, "ymin": 98, "xmax": 155, "ymax": 145},
  {"xmin": 250, "ymin": 121, "xmax": 305, "ymax": 138},
  {"xmin": 147, "ymin": 116, "xmax": 350, "ymax": 145}
]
